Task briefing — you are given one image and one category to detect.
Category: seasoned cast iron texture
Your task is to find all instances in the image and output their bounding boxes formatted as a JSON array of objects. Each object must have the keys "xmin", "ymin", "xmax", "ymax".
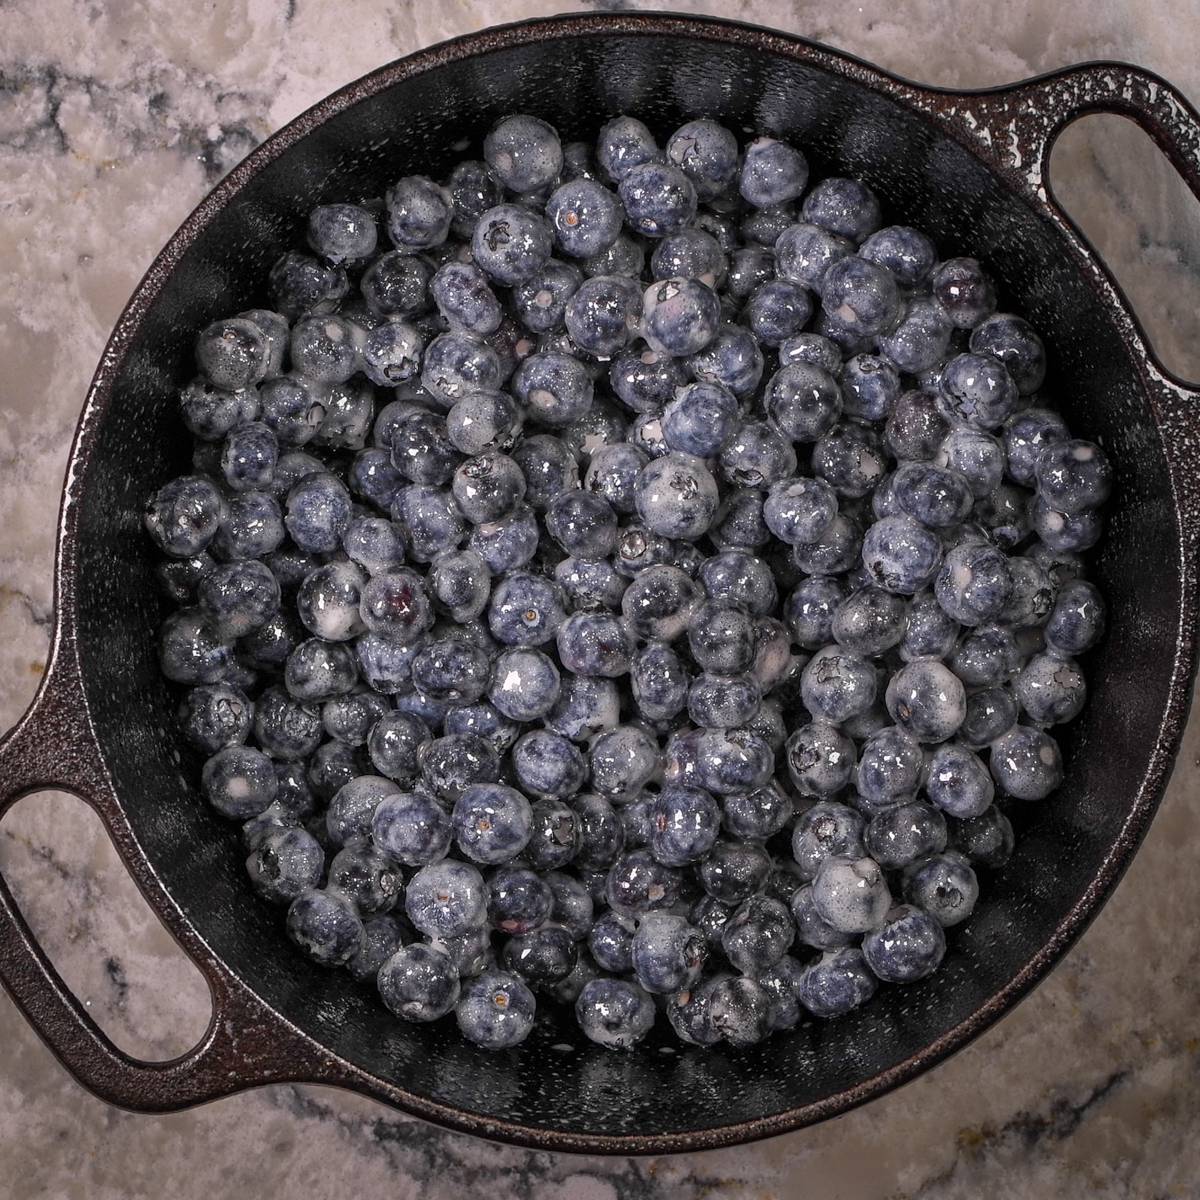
[{"xmin": 2, "ymin": 12, "xmax": 1200, "ymax": 1154}]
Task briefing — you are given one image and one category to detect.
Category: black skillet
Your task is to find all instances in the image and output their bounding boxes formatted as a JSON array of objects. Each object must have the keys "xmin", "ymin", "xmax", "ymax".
[{"xmin": 1, "ymin": 12, "xmax": 1199, "ymax": 1155}]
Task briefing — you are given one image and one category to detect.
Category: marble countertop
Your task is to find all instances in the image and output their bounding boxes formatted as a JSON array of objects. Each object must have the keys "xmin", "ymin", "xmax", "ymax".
[{"xmin": 3, "ymin": 1, "xmax": 1200, "ymax": 1195}]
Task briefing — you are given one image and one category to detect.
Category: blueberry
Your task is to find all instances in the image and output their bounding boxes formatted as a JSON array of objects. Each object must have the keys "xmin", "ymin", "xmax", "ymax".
[
  {"xmin": 483, "ymin": 113, "xmax": 562, "ymax": 193},
  {"xmin": 831, "ymin": 586, "xmax": 908, "ymax": 657},
  {"xmin": 511, "ymin": 350, "xmax": 594, "ymax": 428},
  {"xmin": 286, "ymin": 888, "xmax": 363, "ymax": 967},
  {"xmin": 819, "ymin": 256, "xmax": 900, "ymax": 338},
  {"xmin": 245, "ymin": 826, "xmax": 325, "ymax": 906},
  {"xmin": 589, "ymin": 723, "xmax": 661, "ymax": 803},
  {"xmin": 328, "ymin": 843, "xmax": 404, "ymax": 915},
  {"xmin": 1012, "ymin": 651, "xmax": 1087, "ymax": 726},
  {"xmin": 367, "ymin": 790, "xmax": 450, "ymax": 868},
  {"xmin": 385, "ymin": 175, "xmax": 452, "ymax": 250},
  {"xmin": 789, "ymin": 884, "xmax": 855, "ymax": 950},
  {"xmin": 285, "ymin": 471, "xmax": 352, "ymax": 553},
  {"xmin": 789, "ymin": 801, "xmax": 864, "ymax": 883},
  {"xmin": 903, "ymin": 849, "xmax": 980, "ymax": 926},
  {"xmin": 290, "ymin": 313, "xmax": 361, "ymax": 384},
  {"xmin": 196, "ymin": 317, "xmax": 269, "ymax": 391},
  {"xmin": 455, "ymin": 970, "xmax": 536, "ymax": 1049},
  {"xmin": 564, "ymin": 274, "xmax": 644, "ymax": 357},
  {"xmin": 428, "ymin": 261, "xmax": 501, "ymax": 336},
  {"xmin": 249, "ymin": 685, "xmax": 321, "ymax": 762},
  {"xmin": 467, "ymin": 501, "xmax": 540, "ymax": 573},
  {"xmin": 511, "ymin": 730, "xmax": 586, "ymax": 802},
  {"xmin": 893, "ymin": 462, "xmax": 975, "ymax": 529},
  {"xmin": 605, "ymin": 848, "xmax": 682, "ymax": 917},
  {"xmin": 472, "ymin": 203, "xmax": 553, "ymax": 285},
  {"xmin": 196, "ymin": 559, "xmax": 280, "ymax": 641},
  {"xmin": 853, "ymin": 725, "xmax": 923, "ymax": 810},
  {"xmin": 932, "ymin": 257, "xmax": 997, "ymax": 328},
  {"xmin": 609, "ymin": 345, "xmax": 687, "ymax": 413},
  {"xmin": 378, "ymin": 943, "xmax": 461, "ymax": 1022},
  {"xmin": 864, "ymin": 797, "xmax": 948, "ymax": 867},
  {"xmin": 937, "ymin": 353, "xmax": 1019, "ymax": 431},
  {"xmin": 452, "ymin": 782, "xmax": 533, "ymax": 864},
  {"xmin": 556, "ymin": 612, "xmax": 635, "ymax": 679},
  {"xmin": 743, "ymin": 278, "xmax": 813, "ymax": 347},
  {"xmin": 840, "ymin": 354, "xmax": 900, "ymax": 423},
  {"xmin": 582, "ymin": 234, "xmax": 646, "ymax": 280},
  {"xmin": 884, "ymin": 660, "xmax": 966, "ymax": 743},
  {"xmin": 665, "ymin": 118, "xmax": 739, "ymax": 200},
  {"xmin": 862, "ymin": 904, "xmax": 946, "ymax": 983},
  {"xmin": 487, "ymin": 571, "xmax": 567, "ymax": 647},
  {"xmin": 294, "ymin": 559, "xmax": 368, "ymax": 644},
  {"xmin": 418, "ymin": 732, "xmax": 501, "ymax": 803},
  {"xmin": 544, "ymin": 177, "xmax": 623, "ymax": 259},
  {"xmin": 859, "ymin": 225, "xmax": 937, "ymax": 288},
  {"xmin": 201, "ymin": 744, "xmax": 277, "ymax": 821},
  {"xmin": 633, "ymin": 451, "xmax": 715, "ymax": 542},
  {"xmin": 284, "ymin": 638, "xmax": 359, "ymax": 702},
  {"xmin": 420, "ymin": 331, "xmax": 503, "ymax": 409},
  {"xmin": 570, "ymin": 791, "xmax": 626, "ymax": 870},
  {"xmin": 158, "ymin": 609, "xmax": 234, "ymax": 685},
  {"xmin": 510, "ymin": 261, "xmax": 582, "ymax": 336},
  {"xmin": 778, "ymin": 331, "xmax": 843, "ymax": 375},
  {"xmin": 1035, "ymin": 439, "xmax": 1112, "ymax": 515},
  {"xmin": 797, "ymin": 946, "xmax": 877, "ymax": 1018},
  {"xmin": 885, "ymin": 387, "xmax": 952, "ymax": 463},
  {"xmin": 545, "ymin": 491, "xmax": 618, "ymax": 562},
  {"xmin": 738, "ymin": 136, "xmax": 808, "ymax": 207},
  {"xmin": 360, "ymin": 251, "xmax": 434, "ymax": 318},
  {"xmin": 575, "ymin": 977, "xmax": 656, "ymax": 1049},
  {"xmin": 640, "ymin": 277, "xmax": 720, "ymax": 357},
  {"xmin": 800, "ymin": 645, "xmax": 876, "ymax": 725},
  {"xmin": 582, "ymin": 443, "xmax": 649, "ymax": 518},
  {"xmin": 790, "ymin": 513, "xmax": 863, "ymax": 577},
  {"xmin": 800, "ymin": 176, "xmax": 881, "ymax": 242},
  {"xmin": 1002, "ymin": 407, "xmax": 1069, "ymax": 488},
  {"xmin": 707, "ymin": 975, "xmax": 775, "ymax": 1045},
  {"xmin": 405, "ymin": 858, "xmax": 487, "ymax": 938},
  {"xmin": 741, "ymin": 202, "xmax": 799, "ymax": 249},
  {"xmin": 354, "ymin": 630, "xmax": 426, "ymax": 697},
  {"xmin": 348, "ymin": 452, "xmax": 407, "ymax": 516},
  {"xmin": 696, "ymin": 727, "xmax": 775, "ymax": 796},
  {"xmin": 688, "ymin": 323, "xmax": 766, "ymax": 398},
  {"xmin": 596, "ymin": 115, "xmax": 663, "ymax": 182},
  {"xmin": 934, "ymin": 542, "xmax": 1013, "ymax": 627},
  {"xmin": 812, "ymin": 423, "xmax": 888, "ymax": 499},
  {"xmin": 765, "ymin": 362, "xmax": 843, "ymax": 445},
  {"xmin": 588, "ymin": 910, "xmax": 637, "ymax": 974},
  {"xmin": 646, "ymin": 786, "xmax": 721, "ymax": 867},
  {"xmin": 725, "ymin": 244, "xmax": 775, "ymax": 302},
  {"xmin": 618, "ymin": 161, "xmax": 697, "ymax": 237},
  {"xmin": 180, "ymin": 683, "xmax": 253, "ymax": 755},
  {"xmin": 650, "ymin": 228, "xmax": 728, "ymax": 288},
  {"xmin": 948, "ymin": 624, "xmax": 1021, "ymax": 688},
  {"xmin": 1043, "ymin": 578, "xmax": 1105, "ymax": 658},
  {"xmin": 144, "ymin": 475, "xmax": 227, "ymax": 558},
  {"xmin": 1030, "ymin": 494, "xmax": 1103, "ymax": 552},
  {"xmin": 268, "ymin": 250, "xmax": 348, "ymax": 321},
  {"xmin": 719, "ymin": 895, "xmax": 794, "ymax": 974},
  {"xmin": 809, "ymin": 855, "xmax": 892, "ymax": 934},
  {"xmin": 721, "ymin": 781, "xmax": 793, "ymax": 842},
  {"xmin": 366, "ymin": 710, "xmax": 431, "ymax": 786}
]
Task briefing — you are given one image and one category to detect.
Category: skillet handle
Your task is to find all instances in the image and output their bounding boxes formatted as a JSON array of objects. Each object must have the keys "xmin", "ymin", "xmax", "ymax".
[
  {"xmin": 0, "ymin": 641, "xmax": 351, "ymax": 1111},
  {"xmin": 944, "ymin": 61, "xmax": 1200, "ymax": 398}
]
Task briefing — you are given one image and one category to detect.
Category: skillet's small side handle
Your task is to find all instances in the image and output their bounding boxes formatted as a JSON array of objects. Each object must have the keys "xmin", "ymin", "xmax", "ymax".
[
  {"xmin": 944, "ymin": 62, "xmax": 1200, "ymax": 386},
  {"xmin": 0, "ymin": 643, "xmax": 353, "ymax": 1111}
]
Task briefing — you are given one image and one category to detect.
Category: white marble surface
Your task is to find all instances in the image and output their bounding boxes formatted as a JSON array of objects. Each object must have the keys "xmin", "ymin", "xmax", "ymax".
[{"xmin": 2, "ymin": 1, "xmax": 1200, "ymax": 1195}]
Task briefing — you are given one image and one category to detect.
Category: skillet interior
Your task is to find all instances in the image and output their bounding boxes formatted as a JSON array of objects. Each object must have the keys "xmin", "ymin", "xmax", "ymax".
[{"xmin": 70, "ymin": 25, "xmax": 1179, "ymax": 1140}]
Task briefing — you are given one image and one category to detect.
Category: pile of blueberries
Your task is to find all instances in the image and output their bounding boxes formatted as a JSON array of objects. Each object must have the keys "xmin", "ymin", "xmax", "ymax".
[{"xmin": 145, "ymin": 112, "xmax": 1110, "ymax": 1051}]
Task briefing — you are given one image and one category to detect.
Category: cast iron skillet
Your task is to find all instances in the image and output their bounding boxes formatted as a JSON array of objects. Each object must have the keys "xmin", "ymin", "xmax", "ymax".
[{"xmin": 1, "ymin": 12, "xmax": 1199, "ymax": 1155}]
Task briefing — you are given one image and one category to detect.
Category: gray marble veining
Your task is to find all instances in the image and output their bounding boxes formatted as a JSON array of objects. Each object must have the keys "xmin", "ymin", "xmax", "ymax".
[{"xmin": 2, "ymin": 1, "xmax": 1200, "ymax": 1196}]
